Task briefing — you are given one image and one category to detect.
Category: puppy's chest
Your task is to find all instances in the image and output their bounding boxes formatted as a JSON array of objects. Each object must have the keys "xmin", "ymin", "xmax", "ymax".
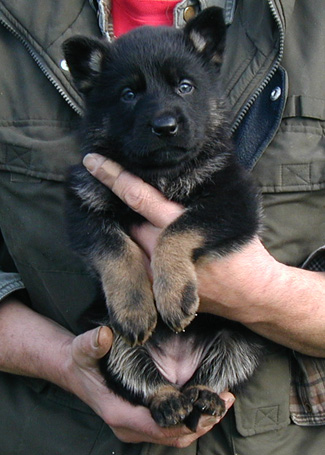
[
  {"xmin": 154, "ymin": 156, "xmax": 229, "ymax": 203},
  {"xmin": 156, "ymin": 175, "xmax": 201, "ymax": 202},
  {"xmin": 77, "ymin": 170, "xmax": 198, "ymax": 211},
  {"xmin": 74, "ymin": 156, "xmax": 227, "ymax": 227}
]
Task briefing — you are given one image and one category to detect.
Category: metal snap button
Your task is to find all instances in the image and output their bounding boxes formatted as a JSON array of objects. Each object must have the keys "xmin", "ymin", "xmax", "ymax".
[
  {"xmin": 60, "ymin": 59, "xmax": 69, "ymax": 72},
  {"xmin": 270, "ymin": 86, "xmax": 281, "ymax": 101},
  {"xmin": 183, "ymin": 6, "xmax": 196, "ymax": 23}
]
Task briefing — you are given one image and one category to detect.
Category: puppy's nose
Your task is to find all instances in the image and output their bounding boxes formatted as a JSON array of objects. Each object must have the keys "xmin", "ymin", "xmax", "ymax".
[{"xmin": 151, "ymin": 116, "xmax": 178, "ymax": 137}]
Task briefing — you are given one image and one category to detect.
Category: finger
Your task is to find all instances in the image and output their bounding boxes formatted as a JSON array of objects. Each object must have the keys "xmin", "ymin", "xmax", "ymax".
[
  {"xmin": 196, "ymin": 391, "xmax": 235, "ymax": 432},
  {"xmin": 96, "ymin": 326, "xmax": 114, "ymax": 355},
  {"xmin": 83, "ymin": 154, "xmax": 123, "ymax": 188},
  {"xmin": 83, "ymin": 154, "xmax": 184, "ymax": 228},
  {"xmin": 219, "ymin": 391, "xmax": 236, "ymax": 406},
  {"xmin": 114, "ymin": 425, "xmax": 198, "ymax": 447},
  {"xmin": 73, "ymin": 326, "xmax": 113, "ymax": 366},
  {"xmin": 109, "ymin": 403, "xmax": 195, "ymax": 444},
  {"xmin": 131, "ymin": 223, "xmax": 161, "ymax": 258},
  {"xmin": 113, "ymin": 428, "xmax": 197, "ymax": 447}
]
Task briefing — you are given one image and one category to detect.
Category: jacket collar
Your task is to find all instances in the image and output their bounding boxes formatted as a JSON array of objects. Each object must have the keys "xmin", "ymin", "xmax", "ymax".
[{"xmin": 89, "ymin": 0, "xmax": 237, "ymax": 41}]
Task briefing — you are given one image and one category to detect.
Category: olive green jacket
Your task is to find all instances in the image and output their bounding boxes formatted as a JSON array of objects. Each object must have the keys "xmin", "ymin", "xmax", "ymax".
[{"xmin": 0, "ymin": 1, "xmax": 325, "ymax": 454}]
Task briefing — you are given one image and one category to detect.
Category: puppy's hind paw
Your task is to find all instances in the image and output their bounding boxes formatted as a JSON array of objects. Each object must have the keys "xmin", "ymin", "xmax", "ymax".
[
  {"xmin": 182, "ymin": 385, "xmax": 226, "ymax": 431},
  {"xmin": 149, "ymin": 386, "xmax": 193, "ymax": 428}
]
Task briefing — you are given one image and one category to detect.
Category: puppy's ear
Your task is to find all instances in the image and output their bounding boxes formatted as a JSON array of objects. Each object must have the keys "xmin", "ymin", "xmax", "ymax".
[
  {"xmin": 62, "ymin": 36, "xmax": 108, "ymax": 93},
  {"xmin": 184, "ymin": 7, "xmax": 226, "ymax": 64}
]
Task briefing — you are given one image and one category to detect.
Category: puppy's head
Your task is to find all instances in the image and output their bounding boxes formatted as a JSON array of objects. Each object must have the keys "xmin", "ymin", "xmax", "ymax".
[{"xmin": 63, "ymin": 7, "xmax": 227, "ymax": 179}]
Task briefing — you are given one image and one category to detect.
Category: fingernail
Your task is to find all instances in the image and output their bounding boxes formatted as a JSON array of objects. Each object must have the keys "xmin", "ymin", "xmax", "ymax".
[
  {"xmin": 225, "ymin": 396, "xmax": 236, "ymax": 407},
  {"xmin": 83, "ymin": 154, "xmax": 97, "ymax": 172},
  {"xmin": 93, "ymin": 326, "xmax": 102, "ymax": 348}
]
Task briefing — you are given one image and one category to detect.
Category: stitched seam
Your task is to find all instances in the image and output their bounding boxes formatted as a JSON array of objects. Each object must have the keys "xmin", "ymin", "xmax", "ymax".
[
  {"xmin": 280, "ymin": 163, "xmax": 311, "ymax": 186},
  {"xmin": 45, "ymin": 0, "xmax": 87, "ymax": 49},
  {"xmin": 0, "ymin": 280, "xmax": 25, "ymax": 301},
  {"xmin": 0, "ymin": 120, "xmax": 79, "ymax": 127},
  {"xmin": 261, "ymin": 182, "xmax": 325, "ymax": 192}
]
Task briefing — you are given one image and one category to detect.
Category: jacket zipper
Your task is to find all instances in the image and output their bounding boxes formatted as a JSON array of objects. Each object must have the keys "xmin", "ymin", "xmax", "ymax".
[
  {"xmin": 231, "ymin": 0, "xmax": 285, "ymax": 133},
  {"xmin": 0, "ymin": 16, "xmax": 83, "ymax": 117}
]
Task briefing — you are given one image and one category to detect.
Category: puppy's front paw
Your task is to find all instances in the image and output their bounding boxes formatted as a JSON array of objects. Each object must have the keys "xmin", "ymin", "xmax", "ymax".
[
  {"xmin": 96, "ymin": 237, "xmax": 157, "ymax": 346},
  {"xmin": 153, "ymin": 274, "xmax": 199, "ymax": 333},
  {"xmin": 149, "ymin": 385, "xmax": 193, "ymax": 427},
  {"xmin": 152, "ymin": 230, "xmax": 203, "ymax": 332},
  {"xmin": 107, "ymin": 284, "xmax": 157, "ymax": 346}
]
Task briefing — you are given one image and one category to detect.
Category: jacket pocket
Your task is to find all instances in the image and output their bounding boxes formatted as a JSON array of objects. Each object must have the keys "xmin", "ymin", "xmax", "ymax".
[
  {"xmin": 234, "ymin": 347, "xmax": 291, "ymax": 437},
  {"xmin": 253, "ymin": 115, "xmax": 325, "ymax": 193},
  {"xmin": 0, "ymin": 121, "xmax": 81, "ymax": 182},
  {"xmin": 0, "ymin": 126, "xmax": 98, "ymax": 333},
  {"xmin": 252, "ymin": 115, "xmax": 325, "ymax": 265}
]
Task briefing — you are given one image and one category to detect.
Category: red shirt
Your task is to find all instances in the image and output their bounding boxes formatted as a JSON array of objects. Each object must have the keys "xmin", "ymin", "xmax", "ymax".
[{"xmin": 112, "ymin": 0, "xmax": 179, "ymax": 37}]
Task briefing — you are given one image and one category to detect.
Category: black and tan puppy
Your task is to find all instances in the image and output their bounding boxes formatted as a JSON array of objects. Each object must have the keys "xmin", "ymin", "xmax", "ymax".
[{"xmin": 63, "ymin": 7, "xmax": 263, "ymax": 430}]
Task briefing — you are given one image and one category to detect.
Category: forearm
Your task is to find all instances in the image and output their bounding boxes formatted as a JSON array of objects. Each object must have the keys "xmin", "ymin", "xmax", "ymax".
[
  {"xmin": 0, "ymin": 297, "xmax": 74, "ymax": 389},
  {"xmin": 247, "ymin": 265, "xmax": 325, "ymax": 357},
  {"xmin": 0, "ymin": 297, "xmax": 110, "ymax": 416},
  {"xmin": 197, "ymin": 240, "xmax": 325, "ymax": 357}
]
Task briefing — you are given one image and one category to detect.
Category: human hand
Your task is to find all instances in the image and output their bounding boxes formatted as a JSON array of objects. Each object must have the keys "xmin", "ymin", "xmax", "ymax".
[
  {"xmin": 82, "ymin": 154, "xmax": 276, "ymax": 323},
  {"xmin": 63, "ymin": 325, "xmax": 235, "ymax": 447}
]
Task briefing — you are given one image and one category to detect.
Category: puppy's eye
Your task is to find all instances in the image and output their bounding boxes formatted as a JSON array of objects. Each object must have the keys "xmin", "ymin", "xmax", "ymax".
[
  {"xmin": 178, "ymin": 80, "xmax": 194, "ymax": 95},
  {"xmin": 121, "ymin": 88, "xmax": 136, "ymax": 102}
]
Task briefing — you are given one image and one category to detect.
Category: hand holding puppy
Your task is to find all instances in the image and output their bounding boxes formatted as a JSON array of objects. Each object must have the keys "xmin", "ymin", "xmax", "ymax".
[
  {"xmin": 84, "ymin": 153, "xmax": 325, "ymax": 358},
  {"xmin": 67, "ymin": 324, "xmax": 235, "ymax": 447}
]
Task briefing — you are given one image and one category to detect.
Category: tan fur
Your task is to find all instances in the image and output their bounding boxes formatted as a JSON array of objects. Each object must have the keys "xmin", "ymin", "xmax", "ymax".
[
  {"xmin": 89, "ymin": 49, "xmax": 103, "ymax": 73},
  {"xmin": 189, "ymin": 30, "xmax": 207, "ymax": 52},
  {"xmin": 94, "ymin": 235, "xmax": 157, "ymax": 345},
  {"xmin": 152, "ymin": 229, "xmax": 205, "ymax": 332}
]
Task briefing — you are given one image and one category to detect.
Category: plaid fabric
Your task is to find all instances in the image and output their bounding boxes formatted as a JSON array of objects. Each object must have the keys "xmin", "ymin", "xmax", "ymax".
[
  {"xmin": 291, "ymin": 355, "xmax": 325, "ymax": 425},
  {"xmin": 89, "ymin": 0, "xmax": 114, "ymax": 41},
  {"xmin": 290, "ymin": 247, "xmax": 325, "ymax": 425},
  {"xmin": 301, "ymin": 246, "xmax": 325, "ymax": 272}
]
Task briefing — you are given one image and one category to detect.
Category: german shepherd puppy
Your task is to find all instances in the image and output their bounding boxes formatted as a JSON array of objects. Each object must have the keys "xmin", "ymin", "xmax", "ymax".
[{"xmin": 63, "ymin": 7, "xmax": 262, "ymax": 431}]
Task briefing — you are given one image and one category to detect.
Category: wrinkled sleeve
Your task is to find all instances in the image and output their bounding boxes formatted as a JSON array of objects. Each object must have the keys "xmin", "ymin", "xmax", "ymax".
[
  {"xmin": 0, "ymin": 270, "xmax": 25, "ymax": 302},
  {"xmin": 0, "ymin": 232, "xmax": 25, "ymax": 302},
  {"xmin": 301, "ymin": 246, "xmax": 325, "ymax": 272}
]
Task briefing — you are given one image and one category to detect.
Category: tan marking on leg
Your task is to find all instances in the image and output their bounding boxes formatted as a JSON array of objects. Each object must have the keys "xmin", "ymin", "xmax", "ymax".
[
  {"xmin": 152, "ymin": 229, "xmax": 205, "ymax": 332},
  {"xmin": 94, "ymin": 235, "xmax": 157, "ymax": 346}
]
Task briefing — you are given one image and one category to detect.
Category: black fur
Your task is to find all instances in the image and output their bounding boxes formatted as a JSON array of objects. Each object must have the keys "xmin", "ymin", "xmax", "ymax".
[{"xmin": 63, "ymin": 7, "xmax": 263, "ymax": 430}]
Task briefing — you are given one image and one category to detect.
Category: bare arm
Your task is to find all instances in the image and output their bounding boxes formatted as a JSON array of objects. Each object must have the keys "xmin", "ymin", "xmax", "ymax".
[
  {"xmin": 0, "ymin": 296, "xmax": 234, "ymax": 447},
  {"xmin": 196, "ymin": 239, "xmax": 325, "ymax": 357},
  {"xmin": 83, "ymin": 154, "xmax": 325, "ymax": 357}
]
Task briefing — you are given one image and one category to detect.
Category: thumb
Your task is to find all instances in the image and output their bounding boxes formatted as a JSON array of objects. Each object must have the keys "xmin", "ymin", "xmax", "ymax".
[{"xmin": 72, "ymin": 326, "xmax": 114, "ymax": 367}]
